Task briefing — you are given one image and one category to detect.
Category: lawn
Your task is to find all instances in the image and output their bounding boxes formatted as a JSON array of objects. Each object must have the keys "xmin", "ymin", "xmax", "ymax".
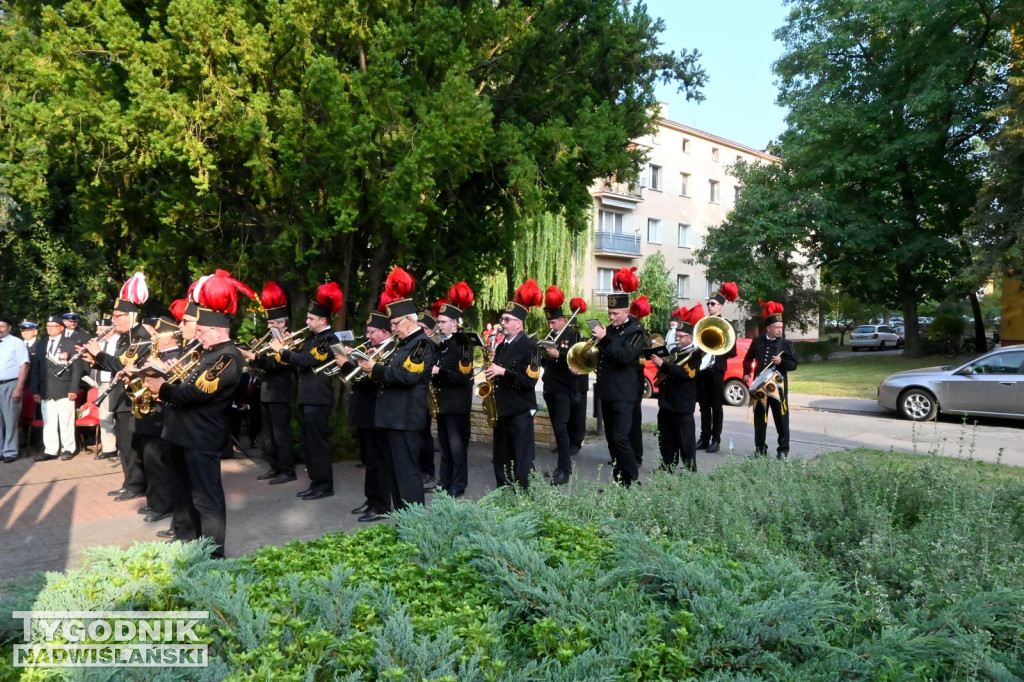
[{"xmin": 789, "ymin": 351, "xmax": 960, "ymax": 399}]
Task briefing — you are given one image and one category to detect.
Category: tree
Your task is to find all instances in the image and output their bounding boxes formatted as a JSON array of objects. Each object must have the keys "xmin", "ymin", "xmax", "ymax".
[
  {"xmin": 0, "ymin": 0, "xmax": 706, "ymax": 324},
  {"xmin": 636, "ymin": 252, "xmax": 675, "ymax": 333}
]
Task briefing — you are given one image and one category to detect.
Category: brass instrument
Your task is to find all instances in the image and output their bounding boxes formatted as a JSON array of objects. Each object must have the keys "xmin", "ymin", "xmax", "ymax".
[
  {"xmin": 566, "ymin": 331, "xmax": 600, "ymax": 374},
  {"xmin": 57, "ymin": 325, "xmax": 118, "ymax": 377},
  {"xmin": 126, "ymin": 331, "xmax": 180, "ymax": 417},
  {"xmin": 655, "ymin": 316, "xmax": 736, "ymax": 385},
  {"xmin": 474, "ymin": 325, "xmax": 502, "ymax": 427},
  {"xmin": 427, "ymin": 380, "xmax": 440, "ymax": 419},
  {"xmin": 538, "ymin": 309, "xmax": 580, "ymax": 350},
  {"xmin": 314, "ymin": 338, "xmax": 369, "ymax": 377},
  {"xmin": 317, "ymin": 336, "xmax": 396, "ymax": 383},
  {"xmin": 252, "ymin": 325, "xmax": 310, "ymax": 356},
  {"xmin": 130, "ymin": 339, "xmax": 203, "ymax": 418}
]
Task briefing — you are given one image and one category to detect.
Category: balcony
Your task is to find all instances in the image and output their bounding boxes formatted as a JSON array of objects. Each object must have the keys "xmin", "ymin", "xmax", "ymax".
[
  {"xmin": 593, "ymin": 180, "xmax": 643, "ymax": 210},
  {"xmin": 594, "ymin": 230, "xmax": 641, "ymax": 257},
  {"xmin": 590, "ymin": 290, "xmax": 617, "ymax": 308}
]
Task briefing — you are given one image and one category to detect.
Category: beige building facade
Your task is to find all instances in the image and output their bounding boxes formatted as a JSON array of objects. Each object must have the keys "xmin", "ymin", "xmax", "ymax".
[{"xmin": 584, "ymin": 107, "xmax": 816, "ymax": 339}]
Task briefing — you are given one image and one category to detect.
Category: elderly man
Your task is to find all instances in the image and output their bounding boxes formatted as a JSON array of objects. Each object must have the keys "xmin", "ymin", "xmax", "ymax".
[
  {"xmin": 37, "ymin": 316, "xmax": 81, "ymax": 461},
  {"xmin": 0, "ymin": 317, "xmax": 30, "ymax": 463}
]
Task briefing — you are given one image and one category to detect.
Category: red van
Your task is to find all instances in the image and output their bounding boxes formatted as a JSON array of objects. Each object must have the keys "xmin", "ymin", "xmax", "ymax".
[{"xmin": 642, "ymin": 337, "xmax": 752, "ymax": 406}]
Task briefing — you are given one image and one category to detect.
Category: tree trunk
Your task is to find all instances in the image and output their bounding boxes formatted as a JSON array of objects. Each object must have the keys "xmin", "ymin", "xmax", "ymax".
[
  {"xmin": 897, "ymin": 266, "xmax": 922, "ymax": 356},
  {"xmin": 969, "ymin": 291, "xmax": 986, "ymax": 353}
]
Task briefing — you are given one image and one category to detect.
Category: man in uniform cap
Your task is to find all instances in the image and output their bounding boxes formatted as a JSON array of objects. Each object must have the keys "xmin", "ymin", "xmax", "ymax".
[
  {"xmin": 696, "ymin": 283, "xmax": 739, "ymax": 453},
  {"xmin": 539, "ymin": 286, "xmax": 585, "ymax": 486},
  {"xmin": 36, "ymin": 315, "xmax": 81, "ymax": 461},
  {"xmin": 652, "ymin": 309, "xmax": 703, "ymax": 472},
  {"xmin": 742, "ymin": 302, "xmax": 798, "ymax": 459}
]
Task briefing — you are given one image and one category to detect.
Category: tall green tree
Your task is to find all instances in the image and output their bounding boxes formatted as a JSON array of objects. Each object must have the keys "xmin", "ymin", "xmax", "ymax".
[
  {"xmin": 0, "ymin": 0, "xmax": 705, "ymax": 323},
  {"xmin": 771, "ymin": 0, "xmax": 1010, "ymax": 355},
  {"xmin": 637, "ymin": 251, "xmax": 676, "ymax": 333}
]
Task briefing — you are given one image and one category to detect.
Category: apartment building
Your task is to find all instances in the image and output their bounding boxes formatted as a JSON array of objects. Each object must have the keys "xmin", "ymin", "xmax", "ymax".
[{"xmin": 584, "ymin": 106, "xmax": 815, "ymax": 337}]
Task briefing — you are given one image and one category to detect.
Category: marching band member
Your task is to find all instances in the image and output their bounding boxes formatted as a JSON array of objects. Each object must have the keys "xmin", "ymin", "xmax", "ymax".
[
  {"xmin": 485, "ymin": 280, "xmax": 541, "ymax": 489},
  {"xmin": 430, "ymin": 283, "xmax": 475, "ymax": 497},
  {"xmin": 540, "ymin": 286, "xmax": 584, "ymax": 486},
  {"xmin": 273, "ymin": 282, "xmax": 343, "ymax": 501},
  {"xmin": 696, "ymin": 283, "xmax": 739, "ymax": 453},
  {"xmin": 652, "ymin": 307, "xmax": 704, "ymax": 472},
  {"xmin": 243, "ymin": 282, "xmax": 297, "ymax": 485},
  {"xmin": 592, "ymin": 267, "xmax": 644, "ymax": 486},
  {"xmin": 743, "ymin": 301, "xmax": 798, "ymax": 459}
]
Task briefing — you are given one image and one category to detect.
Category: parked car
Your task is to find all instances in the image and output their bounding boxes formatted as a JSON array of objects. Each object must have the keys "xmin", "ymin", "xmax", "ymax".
[
  {"xmin": 849, "ymin": 324, "xmax": 901, "ymax": 350},
  {"xmin": 892, "ymin": 325, "xmax": 906, "ymax": 348},
  {"xmin": 642, "ymin": 337, "xmax": 752, "ymax": 406},
  {"xmin": 877, "ymin": 347, "xmax": 1024, "ymax": 421}
]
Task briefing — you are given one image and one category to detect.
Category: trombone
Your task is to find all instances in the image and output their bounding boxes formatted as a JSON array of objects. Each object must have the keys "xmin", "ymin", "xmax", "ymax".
[{"xmin": 538, "ymin": 309, "xmax": 580, "ymax": 350}]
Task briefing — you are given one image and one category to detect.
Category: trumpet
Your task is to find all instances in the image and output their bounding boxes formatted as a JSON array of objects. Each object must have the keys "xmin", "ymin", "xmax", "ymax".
[
  {"xmin": 58, "ymin": 325, "xmax": 118, "ymax": 377},
  {"xmin": 343, "ymin": 337, "xmax": 397, "ymax": 383},
  {"xmin": 313, "ymin": 338, "xmax": 372, "ymax": 377},
  {"xmin": 256, "ymin": 325, "xmax": 310, "ymax": 355}
]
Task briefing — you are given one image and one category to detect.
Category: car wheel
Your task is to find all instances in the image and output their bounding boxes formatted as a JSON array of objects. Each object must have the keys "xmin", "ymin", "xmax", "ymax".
[
  {"xmin": 723, "ymin": 379, "xmax": 749, "ymax": 407},
  {"xmin": 878, "ymin": 340, "xmax": 886, "ymax": 350},
  {"xmin": 642, "ymin": 377, "xmax": 654, "ymax": 400},
  {"xmin": 898, "ymin": 388, "xmax": 938, "ymax": 421}
]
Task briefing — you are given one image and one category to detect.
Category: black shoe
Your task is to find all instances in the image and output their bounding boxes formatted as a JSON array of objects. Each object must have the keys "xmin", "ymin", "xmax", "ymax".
[
  {"xmin": 296, "ymin": 488, "xmax": 313, "ymax": 498},
  {"xmin": 268, "ymin": 473, "xmax": 297, "ymax": 485},
  {"xmin": 754, "ymin": 448, "xmax": 768, "ymax": 458},
  {"xmin": 777, "ymin": 450, "xmax": 789, "ymax": 460},
  {"xmin": 137, "ymin": 506, "xmax": 152, "ymax": 515},
  {"xmin": 114, "ymin": 491, "xmax": 142, "ymax": 502},
  {"xmin": 108, "ymin": 487, "xmax": 127, "ymax": 496},
  {"xmin": 34, "ymin": 453, "xmax": 58, "ymax": 462},
  {"xmin": 3, "ymin": 456, "xmax": 16, "ymax": 463},
  {"xmin": 95, "ymin": 451, "xmax": 117, "ymax": 460},
  {"xmin": 156, "ymin": 529, "xmax": 177, "ymax": 539},
  {"xmin": 421, "ymin": 473, "xmax": 435, "ymax": 486},
  {"xmin": 551, "ymin": 470, "xmax": 570, "ymax": 486},
  {"xmin": 256, "ymin": 469, "xmax": 280, "ymax": 481},
  {"xmin": 358, "ymin": 511, "xmax": 384, "ymax": 522},
  {"xmin": 570, "ymin": 447, "xmax": 580, "ymax": 457},
  {"xmin": 351, "ymin": 503, "xmax": 370, "ymax": 515},
  {"xmin": 695, "ymin": 439, "xmax": 709, "ymax": 451},
  {"xmin": 706, "ymin": 442, "xmax": 720, "ymax": 454},
  {"xmin": 354, "ymin": 461, "xmax": 365, "ymax": 469},
  {"xmin": 301, "ymin": 490, "xmax": 333, "ymax": 501},
  {"xmin": 144, "ymin": 511, "xmax": 172, "ymax": 523},
  {"xmin": 60, "ymin": 451, "xmax": 75, "ymax": 461},
  {"xmin": 450, "ymin": 489, "xmax": 465, "ymax": 498}
]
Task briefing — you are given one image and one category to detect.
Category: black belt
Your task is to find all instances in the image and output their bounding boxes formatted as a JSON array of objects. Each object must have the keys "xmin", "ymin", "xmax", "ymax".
[{"xmin": 0, "ymin": 378, "xmax": 17, "ymax": 385}]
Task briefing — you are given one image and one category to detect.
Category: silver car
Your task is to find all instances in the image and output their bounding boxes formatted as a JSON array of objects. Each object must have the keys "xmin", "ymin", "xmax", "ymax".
[
  {"xmin": 850, "ymin": 324, "xmax": 901, "ymax": 350},
  {"xmin": 877, "ymin": 347, "xmax": 1024, "ymax": 421}
]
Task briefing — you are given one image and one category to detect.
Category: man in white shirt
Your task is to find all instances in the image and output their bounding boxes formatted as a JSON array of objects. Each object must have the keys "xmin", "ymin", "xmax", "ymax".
[
  {"xmin": 0, "ymin": 316, "xmax": 30, "ymax": 463},
  {"xmin": 92, "ymin": 317, "xmax": 120, "ymax": 459}
]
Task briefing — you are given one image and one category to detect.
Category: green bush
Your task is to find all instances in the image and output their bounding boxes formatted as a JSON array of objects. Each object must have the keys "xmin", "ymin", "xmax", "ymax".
[
  {"xmin": 3, "ymin": 452, "xmax": 1023, "ymax": 680},
  {"xmin": 792, "ymin": 339, "xmax": 837, "ymax": 362}
]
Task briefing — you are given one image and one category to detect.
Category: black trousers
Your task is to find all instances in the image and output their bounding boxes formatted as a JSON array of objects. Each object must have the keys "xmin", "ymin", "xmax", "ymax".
[
  {"xmin": 658, "ymin": 408, "xmax": 696, "ymax": 472},
  {"xmin": 358, "ymin": 427, "xmax": 390, "ymax": 513},
  {"xmin": 299, "ymin": 404, "xmax": 333, "ymax": 493},
  {"xmin": 168, "ymin": 444, "xmax": 226, "ymax": 559},
  {"xmin": 570, "ymin": 391, "xmax": 587, "ymax": 451},
  {"xmin": 630, "ymin": 397, "xmax": 644, "ymax": 469},
  {"xmin": 384, "ymin": 429, "xmax": 424, "ymax": 510},
  {"xmin": 260, "ymin": 401, "xmax": 295, "ymax": 476},
  {"xmin": 492, "ymin": 410, "xmax": 535, "ymax": 489},
  {"xmin": 753, "ymin": 398, "xmax": 790, "ymax": 457},
  {"xmin": 419, "ymin": 411, "xmax": 435, "ymax": 477},
  {"xmin": 544, "ymin": 392, "xmax": 577, "ymax": 474},
  {"xmin": 137, "ymin": 433, "xmax": 186, "ymax": 514},
  {"xmin": 697, "ymin": 370, "xmax": 725, "ymax": 444},
  {"xmin": 437, "ymin": 412, "xmax": 470, "ymax": 494},
  {"xmin": 602, "ymin": 399, "xmax": 639, "ymax": 486},
  {"xmin": 114, "ymin": 411, "xmax": 146, "ymax": 495}
]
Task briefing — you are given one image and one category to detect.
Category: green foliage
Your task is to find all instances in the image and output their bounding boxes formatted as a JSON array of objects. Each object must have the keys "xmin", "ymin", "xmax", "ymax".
[
  {"xmin": 4, "ymin": 455, "xmax": 1023, "ymax": 680},
  {"xmin": 791, "ymin": 339, "xmax": 836, "ymax": 363},
  {"xmin": 636, "ymin": 252, "xmax": 675, "ymax": 332},
  {"xmin": 928, "ymin": 313, "xmax": 968, "ymax": 341}
]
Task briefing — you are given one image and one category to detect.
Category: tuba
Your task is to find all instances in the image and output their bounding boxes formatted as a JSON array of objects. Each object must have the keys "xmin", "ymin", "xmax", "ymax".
[
  {"xmin": 566, "ymin": 332, "xmax": 600, "ymax": 374},
  {"xmin": 693, "ymin": 316, "xmax": 735, "ymax": 356}
]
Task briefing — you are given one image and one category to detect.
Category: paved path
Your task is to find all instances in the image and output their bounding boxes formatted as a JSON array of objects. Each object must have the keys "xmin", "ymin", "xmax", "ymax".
[{"xmin": 2, "ymin": 393, "xmax": 1019, "ymax": 583}]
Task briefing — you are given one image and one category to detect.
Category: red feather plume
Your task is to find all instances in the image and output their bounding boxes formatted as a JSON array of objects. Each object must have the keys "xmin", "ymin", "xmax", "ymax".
[
  {"xmin": 687, "ymin": 304, "xmax": 706, "ymax": 325},
  {"xmin": 384, "ymin": 267, "xmax": 415, "ymax": 298},
  {"xmin": 612, "ymin": 267, "xmax": 639, "ymax": 293},
  {"xmin": 314, "ymin": 282, "xmax": 344, "ymax": 313},
  {"xmin": 169, "ymin": 299, "xmax": 188, "ymax": 322},
  {"xmin": 194, "ymin": 269, "xmax": 259, "ymax": 315},
  {"xmin": 260, "ymin": 281, "xmax": 288, "ymax": 309},
  {"xmin": 629, "ymin": 295, "xmax": 651, "ymax": 320},
  {"xmin": 670, "ymin": 306, "xmax": 688, "ymax": 321},
  {"xmin": 447, "ymin": 282, "xmax": 474, "ymax": 310},
  {"xmin": 760, "ymin": 300, "xmax": 784, "ymax": 318},
  {"xmin": 515, "ymin": 279, "xmax": 543, "ymax": 309},
  {"xmin": 544, "ymin": 285, "xmax": 565, "ymax": 309},
  {"xmin": 431, "ymin": 298, "xmax": 449, "ymax": 318},
  {"xmin": 378, "ymin": 289, "xmax": 401, "ymax": 312},
  {"xmin": 720, "ymin": 282, "xmax": 739, "ymax": 302},
  {"xmin": 569, "ymin": 297, "xmax": 588, "ymax": 314}
]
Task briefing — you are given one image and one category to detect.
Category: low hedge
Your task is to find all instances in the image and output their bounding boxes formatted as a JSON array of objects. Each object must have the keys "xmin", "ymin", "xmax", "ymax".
[{"xmin": 2, "ymin": 451, "xmax": 1023, "ymax": 680}]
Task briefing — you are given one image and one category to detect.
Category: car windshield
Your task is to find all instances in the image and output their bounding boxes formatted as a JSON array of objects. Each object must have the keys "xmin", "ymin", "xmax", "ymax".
[{"xmin": 854, "ymin": 326, "xmax": 874, "ymax": 333}]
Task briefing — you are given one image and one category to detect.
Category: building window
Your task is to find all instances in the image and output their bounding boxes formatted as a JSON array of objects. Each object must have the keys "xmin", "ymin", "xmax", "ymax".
[
  {"xmin": 709, "ymin": 180, "xmax": 720, "ymax": 203},
  {"xmin": 711, "ymin": 147, "xmax": 720, "ymax": 162},
  {"xmin": 678, "ymin": 223, "xmax": 690, "ymax": 247},
  {"xmin": 679, "ymin": 172, "xmax": 690, "ymax": 196},
  {"xmin": 597, "ymin": 210, "xmax": 624, "ymax": 233},
  {"xmin": 705, "ymin": 280, "xmax": 714, "ymax": 299},
  {"xmin": 648, "ymin": 164, "xmax": 662, "ymax": 191},
  {"xmin": 597, "ymin": 268, "xmax": 615, "ymax": 291},
  {"xmin": 681, "ymin": 138, "xmax": 690, "ymax": 153},
  {"xmin": 647, "ymin": 218, "xmax": 662, "ymax": 244},
  {"xmin": 736, "ymin": 155, "xmax": 742, "ymax": 164},
  {"xmin": 676, "ymin": 275, "xmax": 690, "ymax": 298}
]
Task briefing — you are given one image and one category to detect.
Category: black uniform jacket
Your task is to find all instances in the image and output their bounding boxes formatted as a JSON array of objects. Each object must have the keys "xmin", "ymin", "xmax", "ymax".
[
  {"xmin": 431, "ymin": 334, "xmax": 474, "ymax": 414},
  {"xmin": 742, "ymin": 335, "xmax": 799, "ymax": 387},
  {"xmin": 492, "ymin": 332, "xmax": 539, "ymax": 418},
  {"xmin": 594, "ymin": 317, "xmax": 644, "ymax": 402},
  {"xmin": 540, "ymin": 325, "xmax": 584, "ymax": 395},
  {"xmin": 133, "ymin": 346, "xmax": 180, "ymax": 438},
  {"xmin": 159, "ymin": 340, "xmax": 243, "ymax": 451},
  {"xmin": 93, "ymin": 325, "xmax": 153, "ymax": 413},
  {"xmin": 371, "ymin": 328, "xmax": 437, "ymax": 431},
  {"xmin": 39, "ymin": 335, "xmax": 82, "ymax": 400},
  {"xmin": 25, "ymin": 339, "xmax": 43, "ymax": 396},
  {"xmin": 343, "ymin": 341, "xmax": 386, "ymax": 430},
  {"xmin": 250, "ymin": 346, "xmax": 294, "ymax": 404},
  {"xmin": 656, "ymin": 346, "xmax": 703, "ymax": 414},
  {"xmin": 280, "ymin": 327, "xmax": 335, "ymax": 406}
]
